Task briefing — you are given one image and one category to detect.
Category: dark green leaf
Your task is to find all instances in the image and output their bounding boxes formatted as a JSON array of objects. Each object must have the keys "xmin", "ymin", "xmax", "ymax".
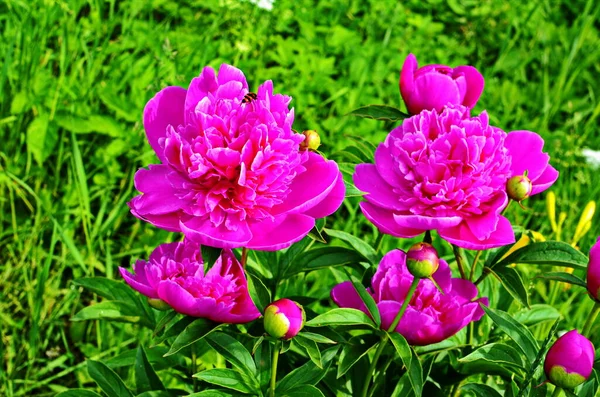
[
  {"xmin": 245, "ymin": 271, "xmax": 271, "ymax": 314},
  {"xmin": 297, "ymin": 332, "xmax": 337, "ymax": 344},
  {"xmin": 347, "ymin": 104, "xmax": 408, "ymax": 121},
  {"xmin": 276, "ymin": 346, "xmax": 339, "ymax": 393},
  {"xmin": 343, "ymin": 180, "xmax": 365, "ymax": 198},
  {"xmin": 325, "ymin": 228, "xmax": 380, "ymax": 265},
  {"xmin": 305, "ymin": 308, "xmax": 375, "ymax": 328},
  {"xmin": 294, "ymin": 334, "xmax": 323, "ymax": 369},
  {"xmin": 153, "ymin": 311, "xmax": 178, "ymax": 337},
  {"xmin": 280, "ymin": 384, "xmax": 325, "ymax": 397},
  {"xmin": 152, "ymin": 316, "xmax": 195, "ymax": 346},
  {"xmin": 390, "ymin": 373, "xmax": 414, "ymax": 397},
  {"xmin": 135, "ymin": 345, "xmax": 165, "ymax": 393},
  {"xmin": 164, "ymin": 318, "xmax": 223, "ymax": 356},
  {"xmin": 481, "ymin": 305, "xmax": 539, "ymax": 364},
  {"xmin": 537, "ymin": 271, "xmax": 587, "ymax": 288},
  {"xmin": 458, "ymin": 343, "xmax": 526, "ymax": 376},
  {"xmin": 284, "ymin": 247, "xmax": 365, "ymax": 277},
  {"xmin": 344, "ymin": 270, "xmax": 381, "ymax": 328},
  {"xmin": 460, "ymin": 383, "xmax": 503, "ymax": 397},
  {"xmin": 56, "ymin": 391, "xmax": 102, "ymax": 397},
  {"xmin": 388, "ymin": 332, "xmax": 423, "ymax": 396},
  {"xmin": 579, "ymin": 369, "xmax": 599, "ymax": 397},
  {"xmin": 279, "ymin": 238, "xmax": 313, "ymax": 278},
  {"xmin": 491, "ymin": 241, "xmax": 588, "ymax": 270},
  {"xmin": 72, "ymin": 301, "xmax": 144, "ymax": 325},
  {"xmin": 188, "ymin": 391, "xmax": 240, "ymax": 397},
  {"xmin": 513, "ymin": 305, "xmax": 560, "ymax": 327},
  {"xmin": 337, "ymin": 334, "xmax": 379, "ymax": 378},
  {"xmin": 201, "ymin": 246, "xmax": 222, "ymax": 269},
  {"xmin": 136, "ymin": 391, "xmax": 172, "ymax": 397},
  {"xmin": 87, "ymin": 360, "xmax": 134, "ymax": 397},
  {"xmin": 194, "ymin": 368, "xmax": 257, "ymax": 394},
  {"xmin": 490, "ymin": 266, "xmax": 530, "ymax": 308},
  {"xmin": 205, "ymin": 332, "xmax": 258, "ymax": 378}
]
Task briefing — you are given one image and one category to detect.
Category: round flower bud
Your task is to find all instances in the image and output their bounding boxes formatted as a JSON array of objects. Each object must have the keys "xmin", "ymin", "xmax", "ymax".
[
  {"xmin": 587, "ymin": 237, "xmax": 600, "ymax": 301},
  {"xmin": 300, "ymin": 130, "xmax": 321, "ymax": 151},
  {"xmin": 264, "ymin": 299, "xmax": 305, "ymax": 340},
  {"xmin": 506, "ymin": 174, "xmax": 532, "ymax": 202},
  {"xmin": 406, "ymin": 242, "xmax": 440, "ymax": 278},
  {"xmin": 147, "ymin": 298, "xmax": 172, "ymax": 311},
  {"xmin": 544, "ymin": 330, "xmax": 595, "ymax": 389}
]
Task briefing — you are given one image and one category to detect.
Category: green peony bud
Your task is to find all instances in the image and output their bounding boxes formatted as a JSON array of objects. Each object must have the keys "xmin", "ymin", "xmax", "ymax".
[
  {"xmin": 406, "ymin": 242, "xmax": 440, "ymax": 278},
  {"xmin": 300, "ymin": 130, "xmax": 321, "ymax": 151},
  {"xmin": 264, "ymin": 299, "xmax": 305, "ymax": 340},
  {"xmin": 148, "ymin": 298, "xmax": 172, "ymax": 311},
  {"xmin": 506, "ymin": 174, "xmax": 532, "ymax": 202}
]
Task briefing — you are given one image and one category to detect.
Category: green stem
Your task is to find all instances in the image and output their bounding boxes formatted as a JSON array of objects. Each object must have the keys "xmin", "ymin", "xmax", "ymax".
[
  {"xmin": 452, "ymin": 244, "xmax": 468, "ymax": 279},
  {"xmin": 192, "ymin": 344, "xmax": 198, "ymax": 392},
  {"xmin": 469, "ymin": 250, "xmax": 482, "ymax": 281},
  {"xmin": 241, "ymin": 247, "xmax": 248, "ymax": 268},
  {"xmin": 269, "ymin": 341, "xmax": 281, "ymax": 397},
  {"xmin": 550, "ymin": 386, "xmax": 563, "ymax": 397},
  {"xmin": 583, "ymin": 302, "xmax": 600, "ymax": 337},
  {"xmin": 388, "ymin": 278, "xmax": 420, "ymax": 332},
  {"xmin": 361, "ymin": 336, "xmax": 388, "ymax": 397},
  {"xmin": 474, "ymin": 267, "xmax": 491, "ymax": 286},
  {"xmin": 374, "ymin": 232, "xmax": 384, "ymax": 253}
]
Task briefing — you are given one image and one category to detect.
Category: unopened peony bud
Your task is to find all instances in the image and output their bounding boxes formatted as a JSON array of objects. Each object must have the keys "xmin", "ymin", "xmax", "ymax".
[
  {"xmin": 587, "ymin": 238, "xmax": 600, "ymax": 301},
  {"xmin": 264, "ymin": 299, "xmax": 305, "ymax": 340},
  {"xmin": 506, "ymin": 174, "xmax": 532, "ymax": 202},
  {"xmin": 300, "ymin": 130, "xmax": 321, "ymax": 151},
  {"xmin": 544, "ymin": 330, "xmax": 595, "ymax": 389},
  {"xmin": 148, "ymin": 298, "xmax": 172, "ymax": 311},
  {"xmin": 406, "ymin": 242, "xmax": 440, "ymax": 278}
]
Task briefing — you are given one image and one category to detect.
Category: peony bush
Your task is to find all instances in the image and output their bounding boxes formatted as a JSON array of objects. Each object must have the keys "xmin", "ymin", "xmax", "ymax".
[{"xmin": 62, "ymin": 58, "xmax": 600, "ymax": 397}]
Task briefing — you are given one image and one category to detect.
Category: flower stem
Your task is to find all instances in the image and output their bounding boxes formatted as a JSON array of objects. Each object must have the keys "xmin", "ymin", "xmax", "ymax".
[
  {"xmin": 550, "ymin": 386, "xmax": 563, "ymax": 397},
  {"xmin": 191, "ymin": 344, "xmax": 198, "ymax": 392},
  {"xmin": 361, "ymin": 336, "xmax": 388, "ymax": 397},
  {"xmin": 474, "ymin": 267, "xmax": 491, "ymax": 286},
  {"xmin": 241, "ymin": 247, "xmax": 248, "ymax": 268},
  {"xmin": 388, "ymin": 277, "xmax": 420, "ymax": 332},
  {"xmin": 469, "ymin": 250, "xmax": 483, "ymax": 281},
  {"xmin": 374, "ymin": 232, "xmax": 384, "ymax": 253},
  {"xmin": 269, "ymin": 340, "xmax": 281, "ymax": 397},
  {"xmin": 452, "ymin": 244, "xmax": 467, "ymax": 279},
  {"xmin": 583, "ymin": 302, "xmax": 600, "ymax": 337}
]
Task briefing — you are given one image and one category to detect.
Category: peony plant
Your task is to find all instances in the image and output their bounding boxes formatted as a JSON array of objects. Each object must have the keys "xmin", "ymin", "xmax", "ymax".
[{"xmin": 62, "ymin": 58, "xmax": 600, "ymax": 397}]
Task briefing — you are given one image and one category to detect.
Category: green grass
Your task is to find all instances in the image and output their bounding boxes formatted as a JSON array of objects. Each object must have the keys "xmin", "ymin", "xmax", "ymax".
[{"xmin": 1, "ymin": 0, "xmax": 600, "ymax": 395}]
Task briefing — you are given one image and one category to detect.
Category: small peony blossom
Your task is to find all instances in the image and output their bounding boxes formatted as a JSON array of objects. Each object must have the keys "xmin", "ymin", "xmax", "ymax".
[
  {"xmin": 354, "ymin": 105, "xmax": 559, "ymax": 250},
  {"xmin": 263, "ymin": 298, "xmax": 305, "ymax": 340},
  {"xmin": 300, "ymin": 130, "xmax": 321, "ymax": 151},
  {"xmin": 406, "ymin": 242, "xmax": 439, "ymax": 278},
  {"xmin": 544, "ymin": 330, "xmax": 594, "ymax": 389},
  {"xmin": 331, "ymin": 249, "xmax": 487, "ymax": 346},
  {"xmin": 506, "ymin": 174, "xmax": 532, "ymax": 202},
  {"xmin": 129, "ymin": 64, "xmax": 345, "ymax": 250},
  {"xmin": 119, "ymin": 240, "xmax": 260, "ymax": 323},
  {"xmin": 587, "ymin": 237, "xmax": 600, "ymax": 301},
  {"xmin": 400, "ymin": 53, "xmax": 484, "ymax": 114}
]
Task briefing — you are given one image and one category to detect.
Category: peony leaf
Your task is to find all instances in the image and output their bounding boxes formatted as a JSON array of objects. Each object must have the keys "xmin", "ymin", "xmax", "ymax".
[
  {"xmin": 205, "ymin": 332, "xmax": 258, "ymax": 378},
  {"xmin": 276, "ymin": 346, "xmax": 339, "ymax": 394},
  {"xmin": 490, "ymin": 266, "xmax": 530, "ymax": 308},
  {"xmin": 245, "ymin": 271, "xmax": 271, "ymax": 314},
  {"xmin": 187, "ymin": 391, "xmax": 239, "ymax": 397},
  {"xmin": 201, "ymin": 246, "xmax": 223, "ymax": 270},
  {"xmin": 491, "ymin": 241, "xmax": 588, "ymax": 269},
  {"xmin": 337, "ymin": 334, "xmax": 379, "ymax": 378},
  {"xmin": 512, "ymin": 304, "xmax": 560, "ymax": 327},
  {"xmin": 284, "ymin": 247, "xmax": 366, "ymax": 277},
  {"xmin": 388, "ymin": 332, "xmax": 423, "ymax": 396},
  {"xmin": 458, "ymin": 342, "xmax": 526, "ymax": 377},
  {"xmin": 135, "ymin": 345, "xmax": 165, "ymax": 393},
  {"xmin": 280, "ymin": 384, "xmax": 325, "ymax": 397},
  {"xmin": 480, "ymin": 305, "xmax": 539, "ymax": 364},
  {"xmin": 297, "ymin": 332, "xmax": 337, "ymax": 344},
  {"xmin": 305, "ymin": 308, "xmax": 376, "ymax": 328},
  {"xmin": 72, "ymin": 301, "xmax": 146, "ymax": 326},
  {"xmin": 164, "ymin": 318, "xmax": 224, "ymax": 356},
  {"xmin": 347, "ymin": 104, "xmax": 409, "ymax": 121},
  {"xmin": 87, "ymin": 360, "xmax": 134, "ymax": 397},
  {"xmin": 536, "ymin": 271, "xmax": 587, "ymax": 288},
  {"xmin": 325, "ymin": 228, "xmax": 380, "ymax": 265},
  {"xmin": 459, "ymin": 384, "xmax": 503, "ymax": 397},
  {"xmin": 343, "ymin": 269, "xmax": 381, "ymax": 328},
  {"xmin": 193, "ymin": 368, "xmax": 257, "ymax": 394},
  {"xmin": 579, "ymin": 369, "xmax": 599, "ymax": 397},
  {"xmin": 294, "ymin": 334, "xmax": 323, "ymax": 369},
  {"xmin": 55, "ymin": 391, "xmax": 102, "ymax": 397}
]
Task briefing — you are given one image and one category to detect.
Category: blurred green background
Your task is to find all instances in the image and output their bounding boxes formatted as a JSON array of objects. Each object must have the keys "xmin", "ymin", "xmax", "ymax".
[{"xmin": 1, "ymin": 0, "xmax": 600, "ymax": 395}]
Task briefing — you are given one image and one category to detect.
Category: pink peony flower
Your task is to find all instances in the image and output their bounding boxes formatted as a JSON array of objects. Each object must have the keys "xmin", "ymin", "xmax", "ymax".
[
  {"xmin": 331, "ymin": 249, "xmax": 487, "ymax": 346},
  {"xmin": 129, "ymin": 64, "xmax": 345, "ymax": 250},
  {"xmin": 544, "ymin": 330, "xmax": 595, "ymax": 389},
  {"xmin": 586, "ymin": 237, "xmax": 600, "ymax": 301},
  {"xmin": 354, "ymin": 105, "xmax": 558, "ymax": 250},
  {"xmin": 119, "ymin": 240, "xmax": 260, "ymax": 323},
  {"xmin": 400, "ymin": 53, "xmax": 484, "ymax": 114}
]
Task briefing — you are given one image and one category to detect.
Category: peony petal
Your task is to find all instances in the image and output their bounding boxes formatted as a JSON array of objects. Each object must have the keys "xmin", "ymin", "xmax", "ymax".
[
  {"xmin": 157, "ymin": 279, "xmax": 217, "ymax": 317},
  {"xmin": 185, "ymin": 66, "xmax": 218, "ymax": 122},
  {"xmin": 438, "ymin": 215, "xmax": 515, "ymax": 250},
  {"xmin": 360, "ymin": 202, "xmax": 424, "ymax": 238},
  {"xmin": 393, "ymin": 213, "xmax": 463, "ymax": 230},
  {"xmin": 144, "ymin": 86, "xmax": 187, "ymax": 163},
  {"xmin": 408, "ymin": 72, "xmax": 461, "ymax": 114},
  {"xmin": 180, "ymin": 217, "xmax": 252, "ymax": 249},
  {"xmin": 119, "ymin": 265, "xmax": 158, "ymax": 299},
  {"xmin": 303, "ymin": 171, "xmax": 345, "ymax": 218},
  {"xmin": 399, "ymin": 53, "xmax": 418, "ymax": 107},
  {"xmin": 331, "ymin": 281, "xmax": 368, "ymax": 312},
  {"xmin": 530, "ymin": 164, "xmax": 559, "ymax": 196},
  {"xmin": 354, "ymin": 164, "xmax": 402, "ymax": 210},
  {"xmin": 374, "ymin": 141, "xmax": 403, "ymax": 188},
  {"xmin": 450, "ymin": 278, "xmax": 480, "ymax": 303},
  {"xmin": 271, "ymin": 152, "xmax": 340, "ymax": 216},
  {"xmin": 131, "ymin": 165, "xmax": 186, "ymax": 215},
  {"xmin": 217, "ymin": 64, "xmax": 249, "ymax": 89},
  {"xmin": 464, "ymin": 193, "xmax": 508, "ymax": 240},
  {"xmin": 247, "ymin": 213, "xmax": 314, "ymax": 251},
  {"xmin": 453, "ymin": 65, "xmax": 484, "ymax": 108},
  {"xmin": 505, "ymin": 130, "xmax": 550, "ymax": 181}
]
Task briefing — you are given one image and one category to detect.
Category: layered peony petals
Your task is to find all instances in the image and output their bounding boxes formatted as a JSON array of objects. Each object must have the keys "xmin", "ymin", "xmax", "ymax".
[
  {"xmin": 332, "ymin": 249, "xmax": 487, "ymax": 346},
  {"xmin": 119, "ymin": 240, "xmax": 260, "ymax": 324},
  {"xmin": 130, "ymin": 64, "xmax": 345, "ymax": 250}
]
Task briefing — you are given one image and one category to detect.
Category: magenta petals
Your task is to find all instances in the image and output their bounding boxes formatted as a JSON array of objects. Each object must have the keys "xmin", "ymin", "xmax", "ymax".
[
  {"xmin": 129, "ymin": 64, "xmax": 345, "ymax": 250},
  {"xmin": 119, "ymin": 240, "xmax": 260, "ymax": 324}
]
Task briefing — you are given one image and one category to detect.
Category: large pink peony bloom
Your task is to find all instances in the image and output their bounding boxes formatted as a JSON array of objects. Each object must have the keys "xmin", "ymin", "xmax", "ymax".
[
  {"xmin": 331, "ymin": 249, "xmax": 487, "ymax": 346},
  {"xmin": 354, "ymin": 105, "xmax": 558, "ymax": 250},
  {"xmin": 586, "ymin": 237, "xmax": 600, "ymax": 301},
  {"xmin": 119, "ymin": 240, "xmax": 260, "ymax": 323},
  {"xmin": 400, "ymin": 53, "xmax": 484, "ymax": 115},
  {"xmin": 130, "ymin": 64, "xmax": 345, "ymax": 250}
]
